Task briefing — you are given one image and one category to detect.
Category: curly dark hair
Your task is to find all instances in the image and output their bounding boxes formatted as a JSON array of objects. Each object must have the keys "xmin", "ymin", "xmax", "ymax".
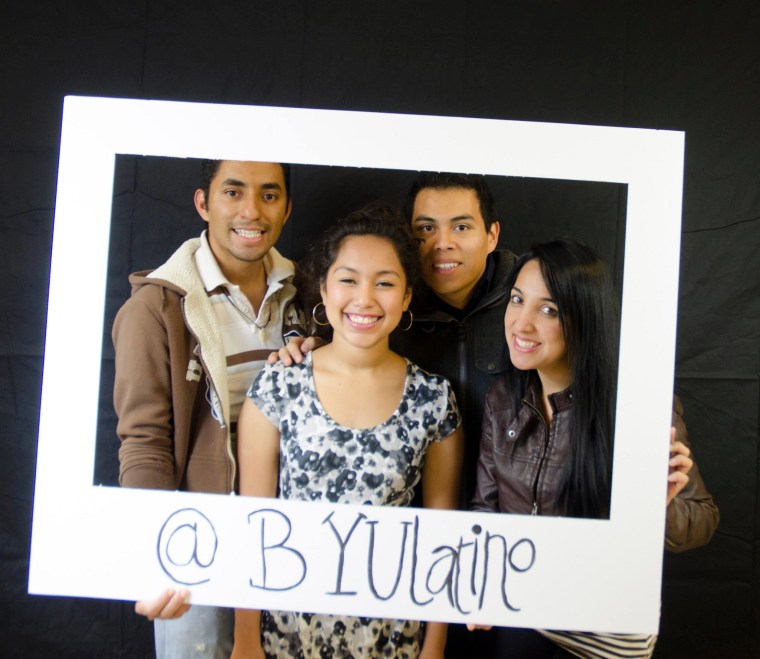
[{"xmin": 305, "ymin": 202, "xmax": 419, "ymax": 338}]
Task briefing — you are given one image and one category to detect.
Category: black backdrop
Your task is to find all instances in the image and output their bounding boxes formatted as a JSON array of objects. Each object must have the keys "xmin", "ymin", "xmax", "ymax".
[{"xmin": 1, "ymin": 2, "xmax": 757, "ymax": 657}]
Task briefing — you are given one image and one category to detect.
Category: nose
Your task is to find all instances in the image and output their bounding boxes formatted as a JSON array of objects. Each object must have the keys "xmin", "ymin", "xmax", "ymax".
[
  {"xmin": 434, "ymin": 227, "xmax": 455, "ymax": 250},
  {"xmin": 506, "ymin": 305, "xmax": 535, "ymax": 333},
  {"xmin": 240, "ymin": 195, "xmax": 261, "ymax": 220},
  {"xmin": 354, "ymin": 280, "xmax": 375, "ymax": 307}
]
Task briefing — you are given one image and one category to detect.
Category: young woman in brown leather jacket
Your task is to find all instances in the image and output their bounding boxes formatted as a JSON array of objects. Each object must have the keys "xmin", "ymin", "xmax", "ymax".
[{"xmin": 469, "ymin": 239, "xmax": 718, "ymax": 658}]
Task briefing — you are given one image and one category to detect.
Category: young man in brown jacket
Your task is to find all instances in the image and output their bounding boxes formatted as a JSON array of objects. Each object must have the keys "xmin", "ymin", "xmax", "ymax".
[{"xmin": 114, "ymin": 159, "xmax": 305, "ymax": 658}]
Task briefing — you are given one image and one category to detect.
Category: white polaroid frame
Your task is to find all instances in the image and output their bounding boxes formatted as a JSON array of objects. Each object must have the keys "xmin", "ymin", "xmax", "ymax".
[{"xmin": 29, "ymin": 96, "xmax": 684, "ymax": 634}]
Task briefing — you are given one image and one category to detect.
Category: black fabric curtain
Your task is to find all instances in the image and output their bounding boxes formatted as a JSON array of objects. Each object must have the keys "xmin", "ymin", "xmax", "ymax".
[{"xmin": 1, "ymin": 2, "xmax": 757, "ymax": 657}]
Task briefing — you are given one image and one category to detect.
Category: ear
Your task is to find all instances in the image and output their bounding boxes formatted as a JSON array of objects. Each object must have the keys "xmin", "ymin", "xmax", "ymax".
[
  {"xmin": 282, "ymin": 198, "xmax": 293, "ymax": 226},
  {"xmin": 403, "ymin": 287, "xmax": 413, "ymax": 311},
  {"xmin": 194, "ymin": 188, "xmax": 209, "ymax": 223},
  {"xmin": 486, "ymin": 220, "xmax": 500, "ymax": 254},
  {"xmin": 319, "ymin": 282, "xmax": 327, "ymax": 304}
]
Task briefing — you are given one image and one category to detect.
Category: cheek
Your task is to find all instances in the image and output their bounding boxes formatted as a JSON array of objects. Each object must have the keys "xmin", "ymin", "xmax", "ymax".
[
  {"xmin": 323, "ymin": 293, "xmax": 346, "ymax": 322},
  {"xmin": 416, "ymin": 237, "xmax": 434, "ymax": 255},
  {"xmin": 265, "ymin": 204, "xmax": 286, "ymax": 220},
  {"xmin": 550, "ymin": 327, "xmax": 567, "ymax": 353},
  {"xmin": 385, "ymin": 291, "xmax": 406, "ymax": 314}
]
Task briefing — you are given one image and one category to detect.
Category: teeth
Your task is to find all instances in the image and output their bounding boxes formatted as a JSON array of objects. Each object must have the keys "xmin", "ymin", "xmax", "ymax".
[
  {"xmin": 434, "ymin": 263, "xmax": 458, "ymax": 270},
  {"xmin": 347, "ymin": 314, "xmax": 378, "ymax": 325},
  {"xmin": 235, "ymin": 228, "xmax": 263, "ymax": 238},
  {"xmin": 515, "ymin": 337, "xmax": 539, "ymax": 349}
]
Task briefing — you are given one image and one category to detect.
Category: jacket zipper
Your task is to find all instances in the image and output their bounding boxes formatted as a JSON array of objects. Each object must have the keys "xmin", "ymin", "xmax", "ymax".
[
  {"xmin": 524, "ymin": 398, "xmax": 550, "ymax": 515},
  {"xmin": 457, "ymin": 321, "xmax": 467, "ymax": 408},
  {"xmin": 180, "ymin": 298, "xmax": 236, "ymax": 493}
]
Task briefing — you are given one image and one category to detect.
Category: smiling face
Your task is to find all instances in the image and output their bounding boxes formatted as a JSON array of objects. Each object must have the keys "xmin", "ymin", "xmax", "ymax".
[
  {"xmin": 193, "ymin": 160, "xmax": 291, "ymax": 280},
  {"xmin": 504, "ymin": 259, "xmax": 571, "ymax": 390},
  {"xmin": 411, "ymin": 187, "xmax": 499, "ymax": 309},
  {"xmin": 321, "ymin": 235, "xmax": 412, "ymax": 350}
]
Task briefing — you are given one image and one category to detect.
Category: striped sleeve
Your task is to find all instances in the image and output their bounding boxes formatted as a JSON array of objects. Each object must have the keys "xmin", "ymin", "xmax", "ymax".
[{"xmin": 538, "ymin": 630, "xmax": 657, "ymax": 659}]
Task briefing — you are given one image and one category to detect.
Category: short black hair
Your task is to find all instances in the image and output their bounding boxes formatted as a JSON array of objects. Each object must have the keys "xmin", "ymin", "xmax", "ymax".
[
  {"xmin": 405, "ymin": 172, "xmax": 498, "ymax": 230},
  {"xmin": 198, "ymin": 160, "xmax": 291, "ymax": 202}
]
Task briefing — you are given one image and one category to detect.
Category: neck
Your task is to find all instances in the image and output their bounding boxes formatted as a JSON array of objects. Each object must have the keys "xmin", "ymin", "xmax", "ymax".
[
  {"xmin": 318, "ymin": 337, "xmax": 395, "ymax": 372},
  {"xmin": 225, "ymin": 260, "xmax": 268, "ymax": 314},
  {"xmin": 435, "ymin": 283, "xmax": 476, "ymax": 311},
  {"xmin": 536, "ymin": 368, "xmax": 573, "ymax": 398},
  {"xmin": 535, "ymin": 367, "xmax": 573, "ymax": 423}
]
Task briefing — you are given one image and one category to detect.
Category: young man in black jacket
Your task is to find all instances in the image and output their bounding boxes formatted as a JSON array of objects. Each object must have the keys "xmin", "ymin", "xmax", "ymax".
[{"xmin": 391, "ymin": 172, "xmax": 516, "ymax": 505}]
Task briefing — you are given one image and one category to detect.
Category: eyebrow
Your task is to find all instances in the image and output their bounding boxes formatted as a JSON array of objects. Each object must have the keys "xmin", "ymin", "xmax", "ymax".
[
  {"xmin": 334, "ymin": 265, "xmax": 402, "ymax": 277},
  {"xmin": 220, "ymin": 179, "xmax": 283, "ymax": 191},
  {"xmin": 512, "ymin": 286, "xmax": 557, "ymax": 304},
  {"xmin": 413, "ymin": 214, "xmax": 475, "ymax": 224}
]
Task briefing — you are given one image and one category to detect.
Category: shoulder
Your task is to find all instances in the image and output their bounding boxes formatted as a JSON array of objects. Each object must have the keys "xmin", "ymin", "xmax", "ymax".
[
  {"xmin": 485, "ymin": 373, "xmax": 517, "ymax": 411},
  {"xmin": 407, "ymin": 361, "xmax": 456, "ymax": 404},
  {"xmin": 148, "ymin": 238, "xmax": 202, "ymax": 288},
  {"xmin": 122, "ymin": 238, "xmax": 204, "ymax": 306},
  {"xmin": 256, "ymin": 359, "xmax": 297, "ymax": 384},
  {"xmin": 492, "ymin": 249, "xmax": 518, "ymax": 278},
  {"xmin": 114, "ymin": 282, "xmax": 180, "ymax": 337},
  {"xmin": 408, "ymin": 360, "xmax": 449, "ymax": 388},
  {"xmin": 253, "ymin": 359, "xmax": 309, "ymax": 393}
]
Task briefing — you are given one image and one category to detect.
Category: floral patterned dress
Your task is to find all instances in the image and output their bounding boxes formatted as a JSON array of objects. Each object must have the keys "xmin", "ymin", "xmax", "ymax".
[{"xmin": 247, "ymin": 352, "xmax": 460, "ymax": 658}]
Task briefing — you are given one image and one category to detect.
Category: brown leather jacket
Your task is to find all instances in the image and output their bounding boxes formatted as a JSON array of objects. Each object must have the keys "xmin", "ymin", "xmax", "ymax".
[{"xmin": 471, "ymin": 374, "xmax": 719, "ymax": 552}]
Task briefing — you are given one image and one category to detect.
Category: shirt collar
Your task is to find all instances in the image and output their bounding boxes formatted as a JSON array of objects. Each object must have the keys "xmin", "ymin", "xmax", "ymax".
[{"xmin": 195, "ymin": 231, "xmax": 229, "ymax": 292}]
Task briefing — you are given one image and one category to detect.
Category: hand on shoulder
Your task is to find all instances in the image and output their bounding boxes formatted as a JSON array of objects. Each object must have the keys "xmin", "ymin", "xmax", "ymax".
[{"xmin": 267, "ymin": 336, "xmax": 325, "ymax": 365}]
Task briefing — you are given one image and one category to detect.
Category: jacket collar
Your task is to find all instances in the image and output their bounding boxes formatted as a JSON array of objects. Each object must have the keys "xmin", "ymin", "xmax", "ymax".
[
  {"xmin": 193, "ymin": 230, "xmax": 295, "ymax": 295},
  {"xmin": 410, "ymin": 249, "xmax": 516, "ymax": 322},
  {"xmin": 128, "ymin": 235, "xmax": 296, "ymax": 295},
  {"xmin": 525, "ymin": 373, "xmax": 575, "ymax": 416}
]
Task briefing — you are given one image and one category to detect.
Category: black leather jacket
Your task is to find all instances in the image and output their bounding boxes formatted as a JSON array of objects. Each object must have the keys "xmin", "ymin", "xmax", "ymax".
[{"xmin": 472, "ymin": 374, "xmax": 719, "ymax": 552}]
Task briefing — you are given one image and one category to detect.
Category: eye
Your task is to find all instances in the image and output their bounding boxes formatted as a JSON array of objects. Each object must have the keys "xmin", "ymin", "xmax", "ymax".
[
  {"xmin": 414, "ymin": 224, "xmax": 434, "ymax": 234},
  {"xmin": 540, "ymin": 305, "xmax": 559, "ymax": 317},
  {"xmin": 453, "ymin": 223, "xmax": 470, "ymax": 232},
  {"xmin": 338, "ymin": 277, "xmax": 356, "ymax": 285},
  {"xmin": 376, "ymin": 280, "xmax": 395, "ymax": 288},
  {"xmin": 262, "ymin": 192, "xmax": 278, "ymax": 202},
  {"xmin": 224, "ymin": 189, "xmax": 240, "ymax": 198},
  {"xmin": 509, "ymin": 293, "xmax": 523, "ymax": 305}
]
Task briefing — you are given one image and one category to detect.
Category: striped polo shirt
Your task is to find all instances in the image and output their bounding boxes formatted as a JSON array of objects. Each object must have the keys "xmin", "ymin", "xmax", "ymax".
[{"xmin": 194, "ymin": 231, "xmax": 304, "ymax": 432}]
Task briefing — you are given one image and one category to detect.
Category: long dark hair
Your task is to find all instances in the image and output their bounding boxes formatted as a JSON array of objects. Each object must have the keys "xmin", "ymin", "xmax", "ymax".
[{"xmin": 505, "ymin": 239, "xmax": 619, "ymax": 518}]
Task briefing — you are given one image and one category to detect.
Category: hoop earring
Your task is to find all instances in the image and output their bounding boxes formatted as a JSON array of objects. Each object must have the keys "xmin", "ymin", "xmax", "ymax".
[
  {"xmin": 398, "ymin": 309, "xmax": 413, "ymax": 332},
  {"xmin": 312, "ymin": 302, "xmax": 330, "ymax": 327}
]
